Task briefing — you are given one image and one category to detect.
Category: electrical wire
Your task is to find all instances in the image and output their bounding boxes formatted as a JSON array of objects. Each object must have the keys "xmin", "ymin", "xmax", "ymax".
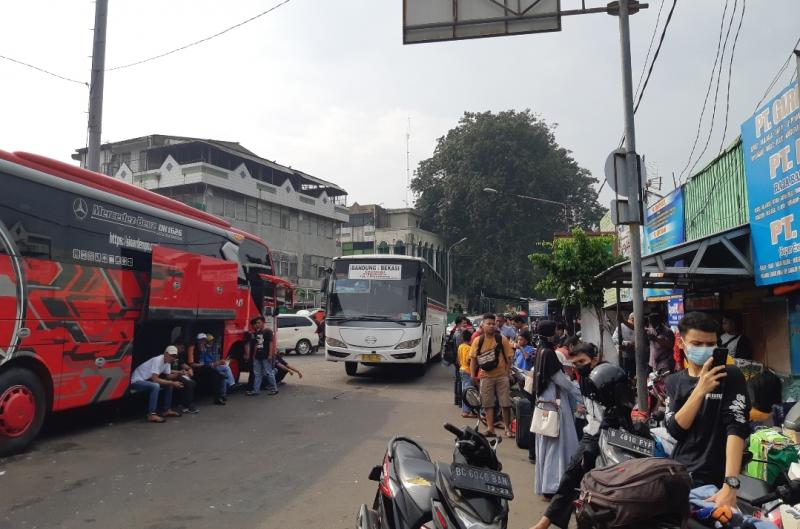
[
  {"xmin": 684, "ymin": 0, "xmax": 739, "ymax": 179},
  {"xmin": 632, "ymin": 0, "xmax": 678, "ymax": 116},
  {"xmin": 0, "ymin": 54, "xmax": 87, "ymax": 86},
  {"xmin": 106, "ymin": 0, "xmax": 294, "ymax": 71},
  {"xmin": 717, "ymin": 0, "xmax": 746, "ymax": 154},
  {"xmin": 633, "ymin": 0, "xmax": 665, "ymax": 104},
  {"xmin": 676, "ymin": 0, "xmax": 731, "ymax": 183},
  {"xmin": 754, "ymin": 34, "xmax": 800, "ymax": 110}
]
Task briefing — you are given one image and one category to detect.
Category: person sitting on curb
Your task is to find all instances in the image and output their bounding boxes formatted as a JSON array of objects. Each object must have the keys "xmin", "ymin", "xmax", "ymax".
[
  {"xmin": 171, "ymin": 341, "xmax": 199, "ymax": 414},
  {"xmin": 274, "ymin": 352, "xmax": 303, "ymax": 385},
  {"xmin": 189, "ymin": 333, "xmax": 234, "ymax": 405},
  {"xmin": 130, "ymin": 345, "xmax": 183, "ymax": 423}
]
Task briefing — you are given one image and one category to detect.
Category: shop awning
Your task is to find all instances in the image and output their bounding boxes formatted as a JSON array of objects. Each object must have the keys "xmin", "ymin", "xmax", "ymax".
[
  {"xmin": 258, "ymin": 273, "xmax": 295, "ymax": 290},
  {"xmin": 595, "ymin": 225, "xmax": 753, "ymax": 290}
]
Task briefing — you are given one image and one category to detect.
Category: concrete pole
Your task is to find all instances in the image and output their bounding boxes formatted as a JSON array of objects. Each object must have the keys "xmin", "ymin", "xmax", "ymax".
[
  {"xmin": 86, "ymin": 0, "xmax": 109, "ymax": 172},
  {"xmin": 617, "ymin": 0, "xmax": 649, "ymax": 411},
  {"xmin": 795, "ymin": 49, "xmax": 800, "ymax": 87}
]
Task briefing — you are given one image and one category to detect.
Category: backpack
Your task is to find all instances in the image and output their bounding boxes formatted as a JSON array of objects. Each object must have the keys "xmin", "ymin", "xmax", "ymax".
[
  {"xmin": 476, "ymin": 334, "xmax": 504, "ymax": 372},
  {"xmin": 577, "ymin": 457, "xmax": 691, "ymax": 528}
]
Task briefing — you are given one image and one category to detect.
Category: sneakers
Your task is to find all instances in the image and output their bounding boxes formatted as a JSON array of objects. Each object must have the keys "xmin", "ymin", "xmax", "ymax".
[
  {"xmin": 214, "ymin": 398, "xmax": 226, "ymax": 405},
  {"xmin": 245, "ymin": 391, "xmax": 260, "ymax": 396},
  {"xmin": 181, "ymin": 406, "xmax": 199, "ymax": 414},
  {"xmin": 267, "ymin": 390, "xmax": 278, "ymax": 396}
]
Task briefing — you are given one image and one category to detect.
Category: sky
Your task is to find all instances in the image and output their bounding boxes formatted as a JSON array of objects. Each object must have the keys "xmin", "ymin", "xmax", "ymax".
[{"xmin": 1, "ymin": 0, "xmax": 798, "ymax": 210}]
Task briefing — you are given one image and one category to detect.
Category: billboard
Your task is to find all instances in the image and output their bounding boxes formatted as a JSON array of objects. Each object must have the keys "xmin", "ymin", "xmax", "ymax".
[
  {"xmin": 741, "ymin": 81, "xmax": 800, "ymax": 286},
  {"xmin": 643, "ymin": 187, "xmax": 685, "ymax": 256},
  {"xmin": 403, "ymin": 0, "xmax": 560, "ymax": 44}
]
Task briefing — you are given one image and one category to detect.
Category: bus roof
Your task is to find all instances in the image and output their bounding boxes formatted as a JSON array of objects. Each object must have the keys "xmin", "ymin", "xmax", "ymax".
[
  {"xmin": 0, "ymin": 149, "xmax": 270, "ymax": 255},
  {"xmin": 332, "ymin": 254, "xmax": 429, "ymax": 263}
]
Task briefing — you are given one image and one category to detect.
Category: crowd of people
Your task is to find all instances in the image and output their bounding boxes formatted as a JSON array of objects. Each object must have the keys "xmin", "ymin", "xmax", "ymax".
[
  {"xmin": 131, "ymin": 316, "xmax": 303, "ymax": 423},
  {"xmin": 446, "ymin": 310, "xmax": 754, "ymax": 529}
]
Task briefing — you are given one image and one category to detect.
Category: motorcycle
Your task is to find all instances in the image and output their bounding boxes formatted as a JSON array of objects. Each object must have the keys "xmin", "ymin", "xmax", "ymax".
[
  {"xmin": 647, "ymin": 369, "xmax": 670, "ymax": 427},
  {"xmin": 357, "ymin": 423, "xmax": 512, "ymax": 529}
]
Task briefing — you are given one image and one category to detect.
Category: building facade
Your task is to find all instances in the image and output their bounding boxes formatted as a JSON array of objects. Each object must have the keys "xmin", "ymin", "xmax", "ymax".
[
  {"xmin": 73, "ymin": 135, "xmax": 349, "ymax": 307},
  {"xmin": 338, "ymin": 204, "xmax": 445, "ymax": 274}
]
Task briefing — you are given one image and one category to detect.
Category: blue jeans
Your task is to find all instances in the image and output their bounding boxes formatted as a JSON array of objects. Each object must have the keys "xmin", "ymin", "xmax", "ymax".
[
  {"xmin": 460, "ymin": 371, "xmax": 473, "ymax": 414},
  {"xmin": 252, "ymin": 359, "xmax": 277, "ymax": 393},
  {"xmin": 130, "ymin": 380, "xmax": 172, "ymax": 415},
  {"xmin": 214, "ymin": 364, "xmax": 235, "ymax": 396}
]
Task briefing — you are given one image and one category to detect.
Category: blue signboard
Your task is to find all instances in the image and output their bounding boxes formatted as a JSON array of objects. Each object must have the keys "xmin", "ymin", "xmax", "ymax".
[
  {"xmin": 667, "ymin": 295, "xmax": 684, "ymax": 328},
  {"xmin": 643, "ymin": 188, "xmax": 685, "ymax": 300},
  {"xmin": 741, "ymin": 81, "xmax": 800, "ymax": 286},
  {"xmin": 643, "ymin": 187, "xmax": 685, "ymax": 256}
]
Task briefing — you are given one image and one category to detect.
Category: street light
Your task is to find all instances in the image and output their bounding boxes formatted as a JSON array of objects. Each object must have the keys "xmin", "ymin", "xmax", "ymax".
[
  {"xmin": 483, "ymin": 187, "xmax": 571, "ymax": 230},
  {"xmin": 446, "ymin": 237, "xmax": 468, "ymax": 314}
]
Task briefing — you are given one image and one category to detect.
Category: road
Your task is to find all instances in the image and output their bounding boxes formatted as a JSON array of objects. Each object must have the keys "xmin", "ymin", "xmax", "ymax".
[{"xmin": 0, "ymin": 355, "xmax": 548, "ymax": 529}]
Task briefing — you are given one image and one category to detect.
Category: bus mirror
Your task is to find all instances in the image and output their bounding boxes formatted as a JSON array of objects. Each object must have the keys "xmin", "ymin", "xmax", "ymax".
[{"xmin": 321, "ymin": 276, "xmax": 329, "ymax": 293}]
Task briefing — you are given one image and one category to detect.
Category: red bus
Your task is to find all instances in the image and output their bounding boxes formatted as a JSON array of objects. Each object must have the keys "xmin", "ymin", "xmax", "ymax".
[{"xmin": 0, "ymin": 149, "xmax": 290, "ymax": 454}]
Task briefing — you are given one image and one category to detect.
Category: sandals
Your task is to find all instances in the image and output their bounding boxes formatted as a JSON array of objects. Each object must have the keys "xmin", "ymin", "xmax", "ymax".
[
  {"xmin": 505, "ymin": 430, "xmax": 514, "ymax": 438},
  {"xmin": 147, "ymin": 414, "xmax": 165, "ymax": 423},
  {"xmin": 461, "ymin": 412, "xmax": 478, "ymax": 418},
  {"xmin": 162, "ymin": 410, "xmax": 181, "ymax": 418}
]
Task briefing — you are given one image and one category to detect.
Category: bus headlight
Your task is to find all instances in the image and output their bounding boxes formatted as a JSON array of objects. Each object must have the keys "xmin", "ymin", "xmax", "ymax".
[
  {"xmin": 395, "ymin": 338, "xmax": 421, "ymax": 350},
  {"xmin": 326, "ymin": 337, "xmax": 346, "ymax": 348}
]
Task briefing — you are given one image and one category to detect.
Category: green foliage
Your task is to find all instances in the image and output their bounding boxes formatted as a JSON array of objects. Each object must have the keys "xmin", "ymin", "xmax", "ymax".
[
  {"xmin": 530, "ymin": 228, "xmax": 622, "ymax": 310},
  {"xmin": 411, "ymin": 110, "xmax": 605, "ymax": 308}
]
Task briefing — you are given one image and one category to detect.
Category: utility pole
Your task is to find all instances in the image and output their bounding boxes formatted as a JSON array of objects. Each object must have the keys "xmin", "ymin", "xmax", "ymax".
[
  {"xmin": 86, "ymin": 0, "xmax": 109, "ymax": 172},
  {"xmin": 795, "ymin": 49, "xmax": 800, "ymax": 87},
  {"xmin": 446, "ymin": 237, "xmax": 468, "ymax": 314},
  {"xmin": 617, "ymin": 0, "xmax": 648, "ymax": 410}
]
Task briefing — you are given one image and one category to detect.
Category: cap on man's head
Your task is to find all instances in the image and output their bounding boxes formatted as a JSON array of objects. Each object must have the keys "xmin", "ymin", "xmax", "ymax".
[
  {"xmin": 165, "ymin": 345, "xmax": 179, "ymax": 356},
  {"xmin": 206, "ymin": 333, "xmax": 215, "ymax": 342},
  {"xmin": 538, "ymin": 320, "xmax": 556, "ymax": 338},
  {"xmin": 196, "ymin": 333, "xmax": 208, "ymax": 340}
]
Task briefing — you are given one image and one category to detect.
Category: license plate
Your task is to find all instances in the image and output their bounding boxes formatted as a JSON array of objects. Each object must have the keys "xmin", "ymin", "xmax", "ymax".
[
  {"xmin": 451, "ymin": 463, "xmax": 514, "ymax": 500},
  {"xmin": 605, "ymin": 428, "xmax": 655, "ymax": 456},
  {"xmin": 361, "ymin": 354, "xmax": 382, "ymax": 362}
]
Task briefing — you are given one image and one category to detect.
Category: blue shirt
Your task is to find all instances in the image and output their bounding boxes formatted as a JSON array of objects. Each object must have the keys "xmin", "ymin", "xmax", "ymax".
[
  {"xmin": 198, "ymin": 342, "xmax": 220, "ymax": 365},
  {"xmin": 499, "ymin": 325, "xmax": 516, "ymax": 341},
  {"xmin": 514, "ymin": 345, "xmax": 535, "ymax": 370}
]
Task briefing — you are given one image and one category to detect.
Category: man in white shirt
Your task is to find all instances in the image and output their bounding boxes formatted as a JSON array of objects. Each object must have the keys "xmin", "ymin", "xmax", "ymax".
[
  {"xmin": 130, "ymin": 345, "xmax": 184, "ymax": 423},
  {"xmin": 613, "ymin": 313, "xmax": 636, "ymax": 378}
]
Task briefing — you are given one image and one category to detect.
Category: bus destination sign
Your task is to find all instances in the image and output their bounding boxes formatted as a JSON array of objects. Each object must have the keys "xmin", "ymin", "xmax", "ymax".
[{"xmin": 348, "ymin": 263, "xmax": 402, "ymax": 281}]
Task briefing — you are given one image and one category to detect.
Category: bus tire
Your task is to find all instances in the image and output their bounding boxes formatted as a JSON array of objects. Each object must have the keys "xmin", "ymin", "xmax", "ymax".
[
  {"xmin": 295, "ymin": 339, "xmax": 313, "ymax": 356},
  {"xmin": 345, "ymin": 362, "xmax": 358, "ymax": 376},
  {"xmin": 0, "ymin": 368, "xmax": 47, "ymax": 456}
]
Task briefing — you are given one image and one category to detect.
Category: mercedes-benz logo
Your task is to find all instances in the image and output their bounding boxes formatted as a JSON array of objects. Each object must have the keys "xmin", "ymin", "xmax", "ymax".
[
  {"xmin": 72, "ymin": 198, "xmax": 88, "ymax": 221},
  {"xmin": 364, "ymin": 336, "xmax": 377, "ymax": 345}
]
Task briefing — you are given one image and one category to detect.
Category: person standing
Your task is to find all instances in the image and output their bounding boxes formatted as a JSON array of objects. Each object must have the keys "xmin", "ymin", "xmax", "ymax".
[
  {"xmin": 532, "ymin": 321, "xmax": 582, "ymax": 499},
  {"xmin": 647, "ymin": 314, "xmax": 676, "ymax": 372},
  {"xmin": 458, "ymin": 329, "xmax": 477, "ymax": 418},
  {"xmin": 469, "ymin": 314, "xmax": 515, "ymax": 437},
  {"xmin": 555, "ymin": 322, "xmax": 569, "ymax": 347},
  {"xmin": 665, "ymin": 312, "xmax": 750, "ymax": 509},
  {"xmin": 613, "ymin": 313, "xmax": 636, "ymax": 378},
  {"xmin": 719, "ymin": 314, "xmax": 753, "ymax": 360},
  {"xmin": 497, "ymin": 314, "xmax": 517, "ymax": 341},
  {"xmin": 514, "ymin": 331, "xmax": 536, "ymax": 371},
  {"xmin": 245, "ymin": 316, "xmax": 278, "ymax": 396},
  {"xmin": 130, "ymin": 346, "xmax": 183, "ymax": 423}
]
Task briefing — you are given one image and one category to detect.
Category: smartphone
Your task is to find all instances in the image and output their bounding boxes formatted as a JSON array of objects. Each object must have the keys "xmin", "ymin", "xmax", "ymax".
[{"xmin": 712, "ymin": 347, "xmax": 728, "ymax": 368}]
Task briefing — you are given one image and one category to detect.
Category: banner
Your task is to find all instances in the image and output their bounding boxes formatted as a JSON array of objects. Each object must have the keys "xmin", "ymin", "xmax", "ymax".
[
  {"xmin": 741, "ymin": 81, "xmax": 800, "ymax": 286},
  {"xmin": 528, "ymin": 300, "xmax": 549, "ymax": 317},
  {"xmin": 667, "ymin": 295, "xmax": 684, "ymax": 328},
  {"xmin": 643, "ymin": 187, "xmax": 685, "ymax": 256}
]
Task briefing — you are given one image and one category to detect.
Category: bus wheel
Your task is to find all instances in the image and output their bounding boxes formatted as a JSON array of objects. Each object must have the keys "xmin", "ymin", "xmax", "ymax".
[
  {"xmin": 0, "ymin": 368, "xmax": 46, "ymax": 456},
  {"xmin": 345, "ymin": 362, "xmax": 358, "ymax": 376}
]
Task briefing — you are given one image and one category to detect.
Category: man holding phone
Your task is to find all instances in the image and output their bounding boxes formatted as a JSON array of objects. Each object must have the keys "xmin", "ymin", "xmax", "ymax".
[{"xmin": 665, "ymin": 312, "xmax": 750, "ymax": 510}]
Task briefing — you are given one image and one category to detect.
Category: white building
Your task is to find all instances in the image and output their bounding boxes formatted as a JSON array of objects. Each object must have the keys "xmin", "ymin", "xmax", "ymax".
[{"xmin": 73, "ymin": 135, "xmax": 349, "ymax": 307}]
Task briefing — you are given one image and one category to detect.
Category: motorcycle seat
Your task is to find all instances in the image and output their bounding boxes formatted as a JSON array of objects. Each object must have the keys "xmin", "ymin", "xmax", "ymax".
[{"xmin": 393, "ymin": 440, "xmax": 436, "ymax": 510}]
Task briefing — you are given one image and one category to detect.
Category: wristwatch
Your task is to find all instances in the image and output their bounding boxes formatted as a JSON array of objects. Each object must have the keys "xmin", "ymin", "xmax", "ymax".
[{"xmin": 724, "ymin": 476, "xmax": 741, "ymax": 489}]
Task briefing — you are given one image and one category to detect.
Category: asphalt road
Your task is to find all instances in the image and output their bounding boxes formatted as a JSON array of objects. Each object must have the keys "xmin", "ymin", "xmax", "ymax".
[{"xmin": 0, "ymin": 355, "xmax": 548, "ymax": 529}]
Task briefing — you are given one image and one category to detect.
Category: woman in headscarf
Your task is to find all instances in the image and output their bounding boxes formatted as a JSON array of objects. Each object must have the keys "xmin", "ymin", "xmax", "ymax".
[{"xmin": 533, "ymin": 321, "xmax": 583, "ymax": 499}]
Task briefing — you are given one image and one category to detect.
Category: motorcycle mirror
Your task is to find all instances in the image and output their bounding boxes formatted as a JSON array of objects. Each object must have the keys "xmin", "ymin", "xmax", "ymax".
[{"xmin": 368, "ymin": 465, "xmax": 382, "ymax": 482}]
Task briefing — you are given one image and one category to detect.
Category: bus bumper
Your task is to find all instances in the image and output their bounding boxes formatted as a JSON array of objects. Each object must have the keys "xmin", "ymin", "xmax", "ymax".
[{"xmin": 325, "ymin": 347, "xmax": 423, "ymax": 364}]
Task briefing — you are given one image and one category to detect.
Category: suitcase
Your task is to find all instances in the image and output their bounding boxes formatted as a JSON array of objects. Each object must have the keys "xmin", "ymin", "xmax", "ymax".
[{"xmin": 514, "ymin": 396, "xmax": 533, "ymax": 449}]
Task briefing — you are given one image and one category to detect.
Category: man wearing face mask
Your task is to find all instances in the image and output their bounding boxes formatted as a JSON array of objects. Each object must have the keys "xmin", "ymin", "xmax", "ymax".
[{"xmin": 665, "ymin": 312, "xmax": 750, "ymax": 511}]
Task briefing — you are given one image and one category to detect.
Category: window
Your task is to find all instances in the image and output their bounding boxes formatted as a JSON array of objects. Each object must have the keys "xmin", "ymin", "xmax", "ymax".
[
  {"xmin": 281, "ymin": 208, "xmax": 291, "ymax": 230},
  {"xmin": 235, "ymin": 199, "xmax": 245, "ymax": 221},
  {"xmin": 316, "ymin": 218, "xmax": 324, "ymax": 237},
  {"xmin": 246, "ymin": 198, "xmax": 258, "ymax": 223},
  {"xmin": 271, "ymin": 205, "xmax": 281, "ymax": 227},
  {"xmin": 260, "ymin": 203, "xmax": 270, "ymax": 225},
  {"xmin": 377, "ymin": 241, "xmax": 390, "ymax": 254},
  {"xmin": 224, "ymin": 199, "xmax": 235, "ymax": 218},
  {"xmin": 211, "ymin": 196, "xmax": 224, "ymax": 216},
  {"xmin": 326, "ymin": 222, "xmax": 334, "ymax": 239}
]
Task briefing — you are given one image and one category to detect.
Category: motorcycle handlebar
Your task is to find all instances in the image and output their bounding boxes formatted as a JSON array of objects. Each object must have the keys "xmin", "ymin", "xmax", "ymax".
[{"xmin": 444, "ymin": 423, "xmax": 464, "ymax": 439}]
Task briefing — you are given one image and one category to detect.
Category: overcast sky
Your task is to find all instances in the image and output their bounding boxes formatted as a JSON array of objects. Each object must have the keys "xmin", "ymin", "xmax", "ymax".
[{"xmin": 1, "ymin": 1, "xmax": 798, "ymax": 210}]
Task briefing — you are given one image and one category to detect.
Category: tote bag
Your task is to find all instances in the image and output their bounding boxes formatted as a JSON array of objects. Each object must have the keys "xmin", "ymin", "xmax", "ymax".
[{"xmin": 530, "ymin": 387, "xmax": 560, "ymax": 438}]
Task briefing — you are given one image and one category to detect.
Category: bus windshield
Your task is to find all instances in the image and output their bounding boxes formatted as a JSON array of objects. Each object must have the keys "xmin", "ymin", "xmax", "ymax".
[{"xmin": 328, "ymin": 260, "xmax": 421, "ymax": 321}]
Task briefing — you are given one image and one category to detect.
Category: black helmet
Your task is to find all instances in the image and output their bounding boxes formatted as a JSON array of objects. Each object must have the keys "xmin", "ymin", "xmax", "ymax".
[{"xmin": 584, "ymin": 364, "xmax": 634, "ymax": 409}]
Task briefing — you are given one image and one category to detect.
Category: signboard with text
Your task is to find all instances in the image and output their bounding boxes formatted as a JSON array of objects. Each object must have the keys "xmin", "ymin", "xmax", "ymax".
[
  {"xmin": 643, "ymin": 187, "xmax": 685, "ymax": 256},
  {"xmin": 348, "ymin": 263, "xmax": 402, "ymax": 280},
  {"xmin": 741, "ymin": 81, "xmax": 800, "ymax": 286}
]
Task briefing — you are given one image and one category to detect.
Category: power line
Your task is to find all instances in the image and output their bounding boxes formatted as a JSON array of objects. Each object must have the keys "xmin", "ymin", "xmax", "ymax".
[
  {"xmin": 632, "ymin": 0, "xmax": 665, "ymax": 103},
  {"xmin": 676, "ymin": 0, "xmax": 731, "ymax": 183},
  {"xmin": 684, "ymin": 0, "xmax": 739, "ymax": 179},
  {"xmin": 718, "ymin": 0, "xmax": 746, "ymax": 154},
  {"xmin": 106, "ymin": 0, "xmax": 294, "ymax": 71},
  {"xmin": 0, "ymin": 54, "xmax": 87, "ymax": 86},
  {"xmin": 754, "ymin": 34, "xmax": 800, "ymax": 110},
  {"xmin": 632, "ymin": 0, "xmax": 678, "ymax": 115}
]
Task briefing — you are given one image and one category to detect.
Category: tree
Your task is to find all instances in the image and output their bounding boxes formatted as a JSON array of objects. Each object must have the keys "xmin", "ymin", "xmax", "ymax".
[
  {"xmin": 529, "ymin": 228, "xmax": 623, "ymax": 351},
  {"xmin": 411, "ymin": 110, "xmax": 604, "ymax": 309}
]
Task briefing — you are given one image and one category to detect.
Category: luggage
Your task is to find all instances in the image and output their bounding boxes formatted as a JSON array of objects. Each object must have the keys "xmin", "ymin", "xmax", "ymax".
[
  {"xmin": 513, "ymin": 396, "xmax": 533, "ymax": 449},
  {"xmin": 577, "ymin": 457, "xmax": 691, "ymax": 528}
]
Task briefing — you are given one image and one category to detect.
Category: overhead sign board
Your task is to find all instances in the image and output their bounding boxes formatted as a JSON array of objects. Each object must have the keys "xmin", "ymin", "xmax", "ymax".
[
  {"xmin": 403, "ymin": 0, "xmax": 561, "ymax": 44},
  {"xmin": 528, "ymin": 300, "xmax": 548, "ymax": 317},
  {"xmin": 643, "ymin": 187, "xmax": 684, "ymax": 256},
  {"xmin": 348, "ymin": 263, "xmax": 402, "ymax": 280},
  {"xmin": 741, "ymin": 81, "xmax": 800, "ymax": 286}
]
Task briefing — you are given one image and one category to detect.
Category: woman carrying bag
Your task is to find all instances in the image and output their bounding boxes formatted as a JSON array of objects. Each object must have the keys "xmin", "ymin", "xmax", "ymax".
[{"xmin": 531, "ymin": 321, "xmax": 583, "ymax": 499}]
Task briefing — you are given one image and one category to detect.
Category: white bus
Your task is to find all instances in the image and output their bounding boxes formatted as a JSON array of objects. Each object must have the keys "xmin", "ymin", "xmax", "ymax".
[{"xmin": 323, "ymin": 255, "xmax": 447, "ymax": 376}]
